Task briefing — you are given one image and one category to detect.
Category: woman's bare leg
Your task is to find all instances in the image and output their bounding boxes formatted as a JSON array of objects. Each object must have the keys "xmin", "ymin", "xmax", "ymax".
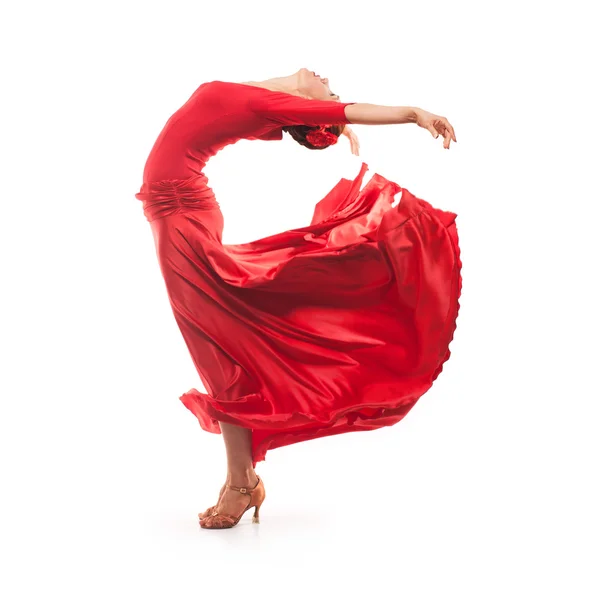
[{"xmin": 214, "ymin": 421, "xmax": 259, "ymax": 516}]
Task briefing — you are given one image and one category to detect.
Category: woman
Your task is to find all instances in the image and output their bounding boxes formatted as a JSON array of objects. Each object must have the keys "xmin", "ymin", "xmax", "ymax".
[{"xmin": 135, "ymin": 67, "xmax": 460, "ymax": 530}]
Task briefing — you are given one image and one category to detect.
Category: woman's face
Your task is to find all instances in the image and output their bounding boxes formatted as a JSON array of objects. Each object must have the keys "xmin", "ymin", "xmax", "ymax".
[{"xmin": 297, "ymin": 68, "xmax": 340, "ymax": 101}]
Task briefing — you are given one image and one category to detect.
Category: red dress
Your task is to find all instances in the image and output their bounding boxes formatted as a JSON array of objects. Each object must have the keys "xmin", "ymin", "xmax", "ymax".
[{"xmin": 135, "ymin": 81, "xmax": 462, "ymax": 467}]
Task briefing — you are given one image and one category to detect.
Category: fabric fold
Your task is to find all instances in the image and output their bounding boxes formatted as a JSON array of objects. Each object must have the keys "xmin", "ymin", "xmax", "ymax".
[{"xmin": 143, "ymin": 162, "xmax": 462, "ymax": 466}]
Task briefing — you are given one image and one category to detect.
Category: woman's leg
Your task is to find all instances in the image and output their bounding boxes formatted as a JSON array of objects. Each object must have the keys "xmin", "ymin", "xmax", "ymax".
[{"xmin": 215, "ymin": 421, "xmax": 259, "ymax": 515}]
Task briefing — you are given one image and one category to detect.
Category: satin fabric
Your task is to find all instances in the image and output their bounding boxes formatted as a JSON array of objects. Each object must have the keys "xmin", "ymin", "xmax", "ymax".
[{"xmin": 135, "ymin": 82, "xmax": 462, "ymax": 467}]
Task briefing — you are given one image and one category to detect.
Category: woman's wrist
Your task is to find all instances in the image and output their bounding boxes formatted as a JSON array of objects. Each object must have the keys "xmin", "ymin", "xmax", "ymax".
[
  {"xmin": 395, "ymin": 106, "xmax": 419, "ymax": 124},
  {"xmin": 408, "ymin": 107, "xmax": 420, "ymax": 123}
]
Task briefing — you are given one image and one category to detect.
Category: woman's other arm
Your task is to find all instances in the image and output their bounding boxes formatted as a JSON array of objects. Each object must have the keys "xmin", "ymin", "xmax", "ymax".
[{"xmin": 345, "ymin": 104, "xmax": 457, "ymax": 149}]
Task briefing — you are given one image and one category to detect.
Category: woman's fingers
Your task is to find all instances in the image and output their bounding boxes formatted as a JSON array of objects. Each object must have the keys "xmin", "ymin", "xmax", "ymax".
[
  {"xmin": 444, "ymin": 130, "xmax": 451, "ymax": 149},
  {"xmin": 439, "ymin": 121, "xmax": 449, "ymax": 148},
  {"xmin": 347, "ymin": 129, "xmax": 360, "ymax": 155},
  {"xmin": 417, "ymin": 109, "xmax": 457, "ymax": 148},
  {"xmin": 443, "ymin": 118, "xmax": 457, "ymax": 143},
  {"xmin": 435, "ymin": 118, "xmax": 456, "ymax": 149}
]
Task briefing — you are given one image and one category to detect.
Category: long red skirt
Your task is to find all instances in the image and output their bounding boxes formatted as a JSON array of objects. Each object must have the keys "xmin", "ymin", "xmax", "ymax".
[{"xmin": 141, "ymin": 162, "xmax": 462, "ymax": 467}]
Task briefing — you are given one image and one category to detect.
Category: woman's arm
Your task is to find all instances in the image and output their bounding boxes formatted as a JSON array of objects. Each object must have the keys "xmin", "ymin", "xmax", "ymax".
[
  {"xmin": 246, "ymin": 86, "xmax": 457, "ymax": 149},
  {"xmin": 344, "ymin": 104, "xmax": 417, "ymax": 125}
]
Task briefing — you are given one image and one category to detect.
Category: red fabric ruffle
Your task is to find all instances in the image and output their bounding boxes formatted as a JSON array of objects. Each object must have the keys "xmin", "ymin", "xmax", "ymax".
[{"xmin": 145, "ymin": 162, "xmax": 461, "ymax": 467}]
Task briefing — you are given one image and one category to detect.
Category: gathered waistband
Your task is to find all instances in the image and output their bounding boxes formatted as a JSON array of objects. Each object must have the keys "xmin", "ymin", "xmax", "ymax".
[{"xmin": 135, "ymin": 174, "xmax": 220, "ymax": 222}]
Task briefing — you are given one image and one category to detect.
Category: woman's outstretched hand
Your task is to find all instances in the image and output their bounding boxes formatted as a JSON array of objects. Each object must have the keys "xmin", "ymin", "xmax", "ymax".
[
  {"xmin": 414, "ymin": 108, "xmax": 457, "ymax": 149},
  {"xmin": 342, "ymin": 125, "xmax": 360, "ymax": 156}
]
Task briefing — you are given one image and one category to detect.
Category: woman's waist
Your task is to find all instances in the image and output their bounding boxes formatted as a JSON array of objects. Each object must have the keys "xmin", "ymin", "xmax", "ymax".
[
  {"xmin": 135, "ymin": 172, "xmax": 215, "ymax": 198},
  {"xmin": 135, "ymin": 173, "xmax": 220, "ymax": 222}
]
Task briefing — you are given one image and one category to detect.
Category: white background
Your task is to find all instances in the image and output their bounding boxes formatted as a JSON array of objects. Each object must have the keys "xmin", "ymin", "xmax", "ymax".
[{"xmin": 1, "ymin": 0, "xmax": 598, "ymax": 598}]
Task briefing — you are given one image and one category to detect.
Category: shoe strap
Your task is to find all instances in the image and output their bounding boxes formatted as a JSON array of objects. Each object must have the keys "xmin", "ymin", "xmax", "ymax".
[{"xmin": 226, "ymin": 476, "xmax": 261, "ymax": 495}]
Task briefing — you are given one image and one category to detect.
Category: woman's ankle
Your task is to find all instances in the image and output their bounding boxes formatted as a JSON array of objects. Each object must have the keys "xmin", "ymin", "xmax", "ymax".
[{"xmin": 226, "ymin": 468, "xmax": 258, "ymax": 486}]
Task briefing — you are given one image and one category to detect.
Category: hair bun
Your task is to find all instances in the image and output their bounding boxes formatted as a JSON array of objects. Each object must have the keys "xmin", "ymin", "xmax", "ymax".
[
  {"xmin": 282, "ymin": 123, "xmax": 345, "ymax": 150},
  {"xmin": 305, "ymin": 126, "xmax": 339, "ymax": 148}
]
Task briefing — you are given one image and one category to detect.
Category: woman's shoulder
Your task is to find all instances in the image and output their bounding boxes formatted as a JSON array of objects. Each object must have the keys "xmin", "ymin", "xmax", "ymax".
[
  {"xmin": 195, "ymin": 81, "xmax": 284, "ymax": 113},
  {"xmin": 191, "ymin": 81, "xmax": 272, "ymax": 106},
  {"xmin": 200, "ymin": 80, "xmax": 273, "ymax": 92}
]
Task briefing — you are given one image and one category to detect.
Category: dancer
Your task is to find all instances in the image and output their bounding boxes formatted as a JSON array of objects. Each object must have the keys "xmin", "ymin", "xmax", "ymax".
[{"xmin": 135, "ymin": 68, "xmax": 460, "ymax": 529}]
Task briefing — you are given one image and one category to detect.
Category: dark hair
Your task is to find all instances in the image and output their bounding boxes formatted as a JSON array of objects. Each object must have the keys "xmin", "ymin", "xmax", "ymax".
[
  {"xmin": 282, "ymin": 123, "xmax": 346, "ymax": 150},
  {"xmin": 282, "ymin": 91, "xmax": 345, "ymax": 150}
]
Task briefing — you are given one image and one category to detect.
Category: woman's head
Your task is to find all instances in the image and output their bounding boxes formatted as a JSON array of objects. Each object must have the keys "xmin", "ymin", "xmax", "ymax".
[
  {"xmin": 296, "ymin": 67, "xmax": 339, "ymax": 102},
  {"xmin": 283, "ymin": 68, "xmax": 345, "ymax": 150}
]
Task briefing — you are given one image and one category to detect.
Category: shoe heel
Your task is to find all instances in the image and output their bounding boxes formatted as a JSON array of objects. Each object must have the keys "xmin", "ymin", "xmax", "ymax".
[{"xmin": 252, "ymin": 503, "xmax": 261, "ymax": 524}]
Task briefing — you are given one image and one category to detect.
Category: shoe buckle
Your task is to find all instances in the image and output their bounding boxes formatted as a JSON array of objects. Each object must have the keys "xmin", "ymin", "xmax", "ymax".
[{"xmin": 239, "ymin": 487, "xmax": 247, "ymax": 494}]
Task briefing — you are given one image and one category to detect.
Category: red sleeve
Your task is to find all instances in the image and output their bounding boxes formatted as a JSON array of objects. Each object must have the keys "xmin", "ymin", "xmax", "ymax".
[{"xmin": 248, "ymin": 89, "xmax": 355, "ymax": 127}]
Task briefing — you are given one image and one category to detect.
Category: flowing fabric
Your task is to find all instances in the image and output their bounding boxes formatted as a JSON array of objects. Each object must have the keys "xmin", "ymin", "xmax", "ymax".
[{"xmin": 135, "ymin": 81, "xmax": 462, "ymax": 467}]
